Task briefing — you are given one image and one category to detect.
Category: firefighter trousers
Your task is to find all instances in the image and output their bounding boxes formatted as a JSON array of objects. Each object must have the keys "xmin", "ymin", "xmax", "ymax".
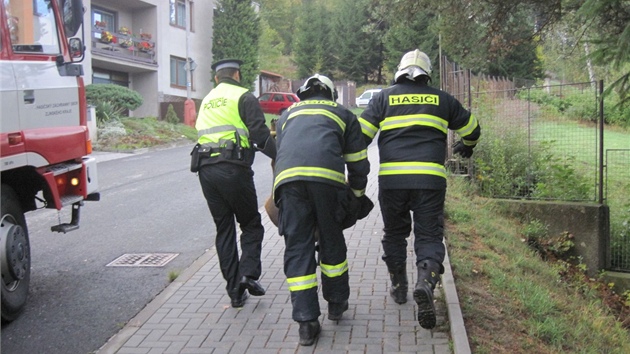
[
  {"xmin": 378, "ymin": 188, "xmax": 446, "ymax": 271},
  {"xmin": 277, "ymin": 181, "xmax": 350, "ymax": 322},
  {"xmin": 198, "ymin": 162, "xmax": 264, "ymax": 299}
]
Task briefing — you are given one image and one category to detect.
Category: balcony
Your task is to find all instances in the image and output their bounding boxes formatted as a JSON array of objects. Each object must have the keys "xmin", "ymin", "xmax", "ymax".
[{"xmin": 91, "ymin": 28, "xmax": 156, "ymax": 65}]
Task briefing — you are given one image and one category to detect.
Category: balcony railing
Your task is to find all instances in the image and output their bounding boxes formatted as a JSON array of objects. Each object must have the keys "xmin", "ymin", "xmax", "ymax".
[{"xmin": 91, "ymin": 28, "xmax": 157, "ymax": 65}]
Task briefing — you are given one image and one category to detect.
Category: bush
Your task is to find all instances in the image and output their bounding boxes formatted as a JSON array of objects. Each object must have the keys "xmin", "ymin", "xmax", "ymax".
[
  {"xmin": 86, "ymin": 84, "xmax": 144, "ymax": 124},
  {"xmin": 93, "ymin": 100, "xmax": 124, "ymax": 126},
  {"xmin": 602, "ymin": 93, "xmax": 629, "ymax": 127},
  {"xmin": 472, "ymin": 95, "xmax": 593, "ymax": 201},
  {"xmin": 165, "ymin": 104, "xmax": 180, "ymax": 124},
  {"xmin": 517, "ymin": 86, "xmax": 630, "ymax": 127}
]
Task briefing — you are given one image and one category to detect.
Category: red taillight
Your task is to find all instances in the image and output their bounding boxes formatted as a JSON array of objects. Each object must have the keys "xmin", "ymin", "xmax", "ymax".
[
  {"xmin": 56, "ymin": 175, "xmax": 67, "ymax": 187},
  {"xmin": 55, "ymin": 172, "xmax": 82, "ymax": 196}
]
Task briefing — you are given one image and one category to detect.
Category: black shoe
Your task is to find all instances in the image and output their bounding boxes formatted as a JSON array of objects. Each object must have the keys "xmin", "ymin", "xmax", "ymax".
[
  {"xmin": 298, "ymin": 320, "xmax": 321, "ymax": 346},
  {"xmin": 391, "ymin": 286, "xmax": 408, "ymax": 304},
  {"xmin": 413, "ymin": 282, "xmax": 436, "ymax": 329},
  {"xmin": 240, "ymin": 276, "xmax": 266, "ymax": 296},
  {"xmin": 231, "ymin": 291, "xmax": 249, "ymax": 308},
  {"xmin": 388, "ymin": 263, "xmax": 408, "ymax": 305},
  {"xmin": 327, "ymin": 300, "xmax": 349, "ymax": 321}
]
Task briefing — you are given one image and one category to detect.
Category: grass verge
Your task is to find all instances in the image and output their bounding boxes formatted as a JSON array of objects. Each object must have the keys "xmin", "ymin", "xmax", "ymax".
[
  {"xmin": 94, "ymin": 117, "xmax": 197, "ymax": 152},
  {"xmin": 445, "ymin": 176, "xmax": 630, "ymax": 353}
]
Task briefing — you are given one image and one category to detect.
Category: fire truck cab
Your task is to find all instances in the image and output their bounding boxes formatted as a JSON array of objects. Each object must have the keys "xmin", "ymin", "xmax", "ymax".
[{"xmin": 1, "ymin": 0, "xmax": 99, "ymax": 321}]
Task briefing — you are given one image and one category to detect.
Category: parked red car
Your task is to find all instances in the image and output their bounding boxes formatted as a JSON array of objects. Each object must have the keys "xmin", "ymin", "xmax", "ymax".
[{"xmin": 258, "ymin": 92, "xmax": 300, "ymax": 115}]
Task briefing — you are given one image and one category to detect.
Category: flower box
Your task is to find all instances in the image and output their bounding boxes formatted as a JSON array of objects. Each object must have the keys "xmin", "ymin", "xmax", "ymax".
[
  {"xmin": 140, "ymin": 33, "xmax": 152, "ymax": 40},
  {"xmin": 138, "ymin": 41, "xmax": 153, "ymax": 53},
  {"xmin": 119, "ymin": 38, "xmax": 133, "ymax": 48},
  {"xmin": 100, "ymin": 31, "xmax": 114, "ymax": 44},
  {"xmin": 118, "ymin": 26, "xmax": 131, "ymax": 35}
]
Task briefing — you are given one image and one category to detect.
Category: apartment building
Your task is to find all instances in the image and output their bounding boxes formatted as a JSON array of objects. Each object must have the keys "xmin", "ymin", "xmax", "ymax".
[{"xmin": 83, "ymin": 0, "xmax": 214, "ymax": 119}]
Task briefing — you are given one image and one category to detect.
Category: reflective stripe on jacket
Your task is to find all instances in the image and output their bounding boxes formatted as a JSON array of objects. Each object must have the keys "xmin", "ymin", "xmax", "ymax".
[{"xmin": 359, "ymin": 81, "xmax": 480, "ymax": 190}]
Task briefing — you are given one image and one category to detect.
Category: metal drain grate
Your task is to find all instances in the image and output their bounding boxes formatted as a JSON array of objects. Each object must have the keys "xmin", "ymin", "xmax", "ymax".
[{"xmin": 106, "ymin": 253, "xmax": 179, "ymax": 267}]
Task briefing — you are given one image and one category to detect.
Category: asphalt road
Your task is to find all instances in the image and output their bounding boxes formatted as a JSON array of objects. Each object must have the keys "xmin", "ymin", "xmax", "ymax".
[{"xmin": 0, "ymin": 144, "xmax": 275, "ymax": 354}]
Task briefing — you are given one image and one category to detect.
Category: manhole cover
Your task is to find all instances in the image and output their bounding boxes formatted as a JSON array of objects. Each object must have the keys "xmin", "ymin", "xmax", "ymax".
[{"xmin": 106, "ymin": 253, "xmax": 179, "ymax": 267}]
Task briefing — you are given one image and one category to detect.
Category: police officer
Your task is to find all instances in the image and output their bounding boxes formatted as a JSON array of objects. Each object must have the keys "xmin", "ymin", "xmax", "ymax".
[
  {"xmin": 194, "ymin": 58, "xmax": 277, "ymax": 308},
  {"xmin": 359, "ymin": 49, "xmax": 481, "ymax": 329},
  {"xmin": 273, "ymin": 74, "xmax": 370, "ymax": 346}
]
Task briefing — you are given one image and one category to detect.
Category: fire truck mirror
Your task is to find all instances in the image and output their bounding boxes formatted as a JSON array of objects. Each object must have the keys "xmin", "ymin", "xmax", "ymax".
[
  {"xmin": 62, "ymin": 0, "xmax": 84, "ymax": 37},
  {"xmin": 69, "ymin": 38, "xmax": 84, "ymax": 60}
]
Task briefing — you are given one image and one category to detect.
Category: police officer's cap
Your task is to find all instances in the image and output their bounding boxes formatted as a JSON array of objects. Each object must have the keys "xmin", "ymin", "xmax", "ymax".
[{"xmin": 211, "ymin": 59, "xmax": 243, "ymax": 71}]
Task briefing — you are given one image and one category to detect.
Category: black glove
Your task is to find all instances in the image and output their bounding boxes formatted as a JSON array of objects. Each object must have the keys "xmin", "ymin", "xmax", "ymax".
[
  {"xmin": 357, "ymin": 195, "xmax": 374, "ymax": 220},
  {"xmin": 453, "ymin": 141, "xmax": 475, "ymax": 158}
]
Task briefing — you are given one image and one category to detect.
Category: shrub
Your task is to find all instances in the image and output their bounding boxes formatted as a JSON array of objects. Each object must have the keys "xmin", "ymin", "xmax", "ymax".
[
  {"xmin": 86, "ymin": 84, "xmax": 144, "ymax": 124},
  {"xmin": 602, "ymin": 93, "xmax": 629, "ymax": 127},
  {"xmin": 517, "ymin": 86, "xmax": 630, "ymax": 127},
  {"xmin": 165, "ymin": 104, "xmax": 180, "ymax": 124},
  {"xmin": 93, "ymin": 100, "xmax": 124, "ymax": 126},
  {"xmin": 472, "ymin": 95, "xmax": 593, "ymax": 201}
]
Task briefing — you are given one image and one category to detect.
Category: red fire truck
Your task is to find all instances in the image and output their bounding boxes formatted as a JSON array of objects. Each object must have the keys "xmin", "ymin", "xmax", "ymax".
[{"xmin": 1, "ymin": 0, "xmax": 99, "ymax": 321}]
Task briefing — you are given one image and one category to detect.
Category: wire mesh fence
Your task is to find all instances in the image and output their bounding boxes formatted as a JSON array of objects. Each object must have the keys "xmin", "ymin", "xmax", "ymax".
[
  {"xmin": 442, "ymin": 56, "xmax": 600, "ymax": 202},
  {"xmin": 606, "ymin": 149, "xmax": 630, "ymax": 271},
  {"xmin": 441, "ymin": 56, "xmax": 630, "ymax": 272}
]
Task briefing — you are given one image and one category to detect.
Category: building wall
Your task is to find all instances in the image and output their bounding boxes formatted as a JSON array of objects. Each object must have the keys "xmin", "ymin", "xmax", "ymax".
[{"xmin": 83, "ymin": 0, "xmax": 214, "ymax": 119}]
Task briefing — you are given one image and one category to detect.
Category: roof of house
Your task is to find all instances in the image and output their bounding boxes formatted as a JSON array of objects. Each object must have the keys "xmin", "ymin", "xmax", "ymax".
[{"xmin": 260, "ymin": 70, "xmax": 283, "ymax": 79}]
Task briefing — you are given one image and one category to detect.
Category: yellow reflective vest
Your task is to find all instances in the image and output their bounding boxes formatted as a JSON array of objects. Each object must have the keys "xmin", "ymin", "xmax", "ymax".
[{"xmin": 196, "ymin": 82, "xmax": 251, "ymax": 149}]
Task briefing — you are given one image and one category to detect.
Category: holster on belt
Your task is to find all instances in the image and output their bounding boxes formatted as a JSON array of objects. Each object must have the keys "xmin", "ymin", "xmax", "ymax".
[
  {"xmin": 190, "ymin": 144, "xmax": 201, "ymax": 173},
  {"xmin": 221, "ymin": 140, "xmax": 235, "ymax": 159},
  {"xmin": 190, "ymin": 144, "xmax": 212, "ymax": 172}
]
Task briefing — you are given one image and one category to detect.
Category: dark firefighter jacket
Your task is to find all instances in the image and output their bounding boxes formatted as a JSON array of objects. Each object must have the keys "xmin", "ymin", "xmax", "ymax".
[
  {"xmin": 359, "ymin": 80, "xmax": 480, "ymax": 190},
  {"xmin": 195, "ymin": 77, "xmax": 276, "ymax": 168},
  {"xmin": 273, "ymin": 96, "xmax": 370, "ymax": 201}
]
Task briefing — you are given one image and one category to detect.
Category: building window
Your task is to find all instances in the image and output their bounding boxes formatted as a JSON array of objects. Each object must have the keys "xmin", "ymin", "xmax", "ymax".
[
  {"xmin": 92, "ymin": 7, "xmax": 115, "ymax": 32},
  {"xmin": 169, "ymin": 0, "xmax": 193, "ymax": 31},
  {"xmin": 170, "ymin": 56, "xmax": 192, "ymax": 89},
  {"xmin": 93, "ymin": 69, "xmax": 128, "ymax": 87}
]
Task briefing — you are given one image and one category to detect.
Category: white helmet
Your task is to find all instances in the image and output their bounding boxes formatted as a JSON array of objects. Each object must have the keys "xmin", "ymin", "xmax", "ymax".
[
  {"xmin": 296, "ymin": 74, "xmax": 338, "ymax": 101},
  {"xmin": 394, "ymin": 49, "xmax": 432, "ymax": 82}
]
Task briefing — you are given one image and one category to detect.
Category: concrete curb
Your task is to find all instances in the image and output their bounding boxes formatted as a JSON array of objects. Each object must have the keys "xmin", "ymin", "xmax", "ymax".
[{"xmin": 443, "ymin": 247, "xmax": 471, "ymax": 354}]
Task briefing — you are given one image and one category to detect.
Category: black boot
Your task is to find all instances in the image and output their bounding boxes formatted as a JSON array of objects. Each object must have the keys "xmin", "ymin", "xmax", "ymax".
[
  {"xmin": 298, "ymin": 320, "xmax": 321, "ymax": 346},
  {"xmin": 387, "ymin": 263, "xmax": 408, "ymax": 304},
  {"xmin": 327, "ymin": 300, "xmax": 349, "ymax": 320},
  {"xmin": 413, "ymin": 259, "xmax": 441, "ymax": 329}
]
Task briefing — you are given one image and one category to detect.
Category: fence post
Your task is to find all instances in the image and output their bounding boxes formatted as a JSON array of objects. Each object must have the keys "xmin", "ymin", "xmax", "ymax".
[{"xmin": 599, "ymin": 80, "xmax": 604, "ymax": 204}]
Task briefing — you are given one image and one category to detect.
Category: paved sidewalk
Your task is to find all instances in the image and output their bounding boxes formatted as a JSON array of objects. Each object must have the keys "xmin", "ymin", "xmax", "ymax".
[{"xmin": 97, "ymin": 147, "xmax": 470, "ymax": 354}]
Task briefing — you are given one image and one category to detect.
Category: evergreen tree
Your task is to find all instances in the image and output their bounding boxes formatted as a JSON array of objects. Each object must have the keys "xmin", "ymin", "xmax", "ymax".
[
  {"xmin": 165, "ymin": 104, "xmax": 180, "ymax": 124},
  {"xmin": 258, "ymin": 17, "xmax": 295, "ymax": 77},
  {"xmin": 436, "ymin": 1, "xmax": 544, "ymax": 81},
  {"xmin": 485, "ymin": 9, "xmax": 544, "ymax": 80},
  {"xmin": 212, "ymin": 0, "xmax": 260, "ymax": 89},
  {"xmin": 258, "ymin": 0, "xmax": 300, "ymax": 55},
  {"xmin": 578, "ymin": 0, "xmax": 630, "ymax": 105},
  {"xmin": 332, "ymin": 0, "xmax": 373, "ymax": 83},
  {"xmin": 292, "ymin": 0, "xmax": 334, "ymax": 79},
  {"xmin": 382, "ymin": 11, "xmax": 439, "ymax": 83}
]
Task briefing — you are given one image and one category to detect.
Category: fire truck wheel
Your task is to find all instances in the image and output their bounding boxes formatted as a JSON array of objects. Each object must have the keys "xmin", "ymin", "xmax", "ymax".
[{"xmin": 1, "ymin": 184, "xmax": 31, "ymax": 323}]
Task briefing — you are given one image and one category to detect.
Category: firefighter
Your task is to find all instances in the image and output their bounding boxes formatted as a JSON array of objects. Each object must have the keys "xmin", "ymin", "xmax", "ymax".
[
  {"xmin": 359, "ymin": 49, "xmax": 481, "ymax": 329},
  {"xmin": 273, "ymin": 74, "xmax": 370, "ymax": 346},
  {"xmin": 193, "ymin": 58, "xmax": 277, "ymax": 308}
]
